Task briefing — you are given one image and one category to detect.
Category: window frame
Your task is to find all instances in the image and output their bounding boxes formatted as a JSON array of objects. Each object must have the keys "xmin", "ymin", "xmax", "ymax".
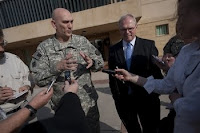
[{"xmin": 155, "ymin": 24, "xmax": 169, "ymax": 36}]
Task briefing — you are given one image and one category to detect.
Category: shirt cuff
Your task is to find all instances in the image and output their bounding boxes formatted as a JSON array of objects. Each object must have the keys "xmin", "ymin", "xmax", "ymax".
[
  {"xmin": 173, "ymin": 97, "xmax": 184, "ymax": 115},
  {"xmin": 143, "ymin": 76, "xmax": 155, "ymax": 94}
]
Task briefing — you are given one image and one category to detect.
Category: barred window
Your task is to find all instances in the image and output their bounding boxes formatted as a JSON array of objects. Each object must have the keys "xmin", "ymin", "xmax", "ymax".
[{"xmin": 156, "ymin": 24, "xmax": 169, "ymax": 36}]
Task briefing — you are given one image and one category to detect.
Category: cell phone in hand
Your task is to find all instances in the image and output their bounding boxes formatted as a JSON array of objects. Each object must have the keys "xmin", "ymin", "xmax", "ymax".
[
  {"xmin": 152, "ymin": 55, "xmax": 165, "ymax": 65},
  {"xmin": 102, "ymin": 69, "xmax": 116, "ymax": 75},
  {"xmin": 65, "ymin": 71, "xmax": 71, "ymax": 84}
]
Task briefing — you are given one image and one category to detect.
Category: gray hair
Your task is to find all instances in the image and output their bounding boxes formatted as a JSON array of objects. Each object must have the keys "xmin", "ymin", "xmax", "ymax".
[{"xmin": 118, "ymin": 14, "xmax": 137, "ymax": 26}]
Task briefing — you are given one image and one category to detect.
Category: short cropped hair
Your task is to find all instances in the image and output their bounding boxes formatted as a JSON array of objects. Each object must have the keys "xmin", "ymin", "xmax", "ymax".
[{"xmin": 118, "ymin": 14, "xmax": 137, "ymax": 26}]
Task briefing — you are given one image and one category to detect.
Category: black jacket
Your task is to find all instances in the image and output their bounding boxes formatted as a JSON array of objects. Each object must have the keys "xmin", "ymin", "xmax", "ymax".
[
  {"xmin": 108, "ymin": 37, "xmax": 163, "ymax": 100},
  {"xmin": 21, "ymin": 93, "xmax": 90, "ymax": 133}
]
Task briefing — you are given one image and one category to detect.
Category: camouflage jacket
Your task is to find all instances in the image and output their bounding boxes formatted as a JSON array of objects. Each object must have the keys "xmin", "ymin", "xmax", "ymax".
[{"xmin": 30, "ymin": 34, "xmax": 104, "ymax": 114}]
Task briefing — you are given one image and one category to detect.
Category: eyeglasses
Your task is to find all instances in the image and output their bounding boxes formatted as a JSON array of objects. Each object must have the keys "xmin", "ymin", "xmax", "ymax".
[
  {"xmin": 120, "ymin": 27, "xmax": 136, "ymax": 32},
  {"xmin": 0, "ymin": 40, "xmax": 7, "ymax": 46}
]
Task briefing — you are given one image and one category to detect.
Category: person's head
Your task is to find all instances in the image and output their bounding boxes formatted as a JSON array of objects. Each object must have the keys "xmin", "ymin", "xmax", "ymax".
[
  {"xmin": 0, "ymin": 28, "xmax": 7, "ymax": 60},
  {"xmin": 162, "ymin": 35, "xmax": 184, "ymax": 71},
  {"xmin": 118, "ymin": 14, "xmax": 137, "ymax": 42},
  {"xmin": 163, "ymin": 35, "xmax": 185, "ymax": 57},
  {"xmin": 176, "ymin": 0, "xmax": 200, "ymax": 43},
  {"xmin": 51, "ymin": 8, "xmax": 73, "ymax": 42}
]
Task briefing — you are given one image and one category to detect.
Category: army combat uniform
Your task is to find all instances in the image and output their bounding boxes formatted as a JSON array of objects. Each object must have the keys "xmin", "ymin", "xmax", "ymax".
[{"xmin": 30, "ymin": 34, "xmax": 104, "ymax": 133}]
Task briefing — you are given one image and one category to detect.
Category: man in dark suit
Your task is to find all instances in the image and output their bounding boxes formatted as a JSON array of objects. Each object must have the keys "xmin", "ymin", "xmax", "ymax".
[{"xmin": 108, "ymin": 14, "xmax": 163, "ymax": 133}]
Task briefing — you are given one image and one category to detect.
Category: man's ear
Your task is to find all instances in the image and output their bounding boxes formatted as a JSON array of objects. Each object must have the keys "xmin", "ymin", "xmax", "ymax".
[
  {"xmin": 51, "ymin": 20, "xmax": 56, "ymax": 29},
  {"xmin": 135, "ymin": 24, "xmax": 138, "ymax": 29}
]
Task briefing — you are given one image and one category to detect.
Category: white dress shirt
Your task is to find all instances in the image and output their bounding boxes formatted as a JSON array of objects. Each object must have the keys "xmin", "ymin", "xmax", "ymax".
[
  {"xmin": 123, "ymin": 37, "xmax": 136, "ymax": 59},
  {"xmin": 0, "ymin": 52, "xmax": 31, "ymax": 113}
]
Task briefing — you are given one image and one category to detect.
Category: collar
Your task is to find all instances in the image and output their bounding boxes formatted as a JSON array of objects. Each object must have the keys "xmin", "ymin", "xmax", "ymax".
[
  {"xmin": 53, "ymin": 34, "xmax": 79, "ymax": 51},
  {"xmin": 122, "ymin": 37, "xmax": 136, "ymax": 48},
  {"xmin": 0, "ymin": 52, "xmax": 10, "ymax": 64}
]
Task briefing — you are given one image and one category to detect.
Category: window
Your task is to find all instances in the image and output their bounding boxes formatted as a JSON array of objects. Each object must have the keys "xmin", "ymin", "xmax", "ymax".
[{"xmin": 156, "ymin": 24, "xmax": 169, "ymax": 36}]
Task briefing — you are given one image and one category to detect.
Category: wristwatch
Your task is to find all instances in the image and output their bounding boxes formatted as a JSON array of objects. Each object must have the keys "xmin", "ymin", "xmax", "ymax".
[{"xmin": 25, "ymin": 104, "xmax": 37, "ymax": 117}]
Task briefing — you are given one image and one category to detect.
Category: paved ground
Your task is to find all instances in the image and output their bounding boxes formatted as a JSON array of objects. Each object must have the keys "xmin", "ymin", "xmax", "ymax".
[{"xmin": 27, "ymin": 71, "xmax": 170, "ymax": 133}]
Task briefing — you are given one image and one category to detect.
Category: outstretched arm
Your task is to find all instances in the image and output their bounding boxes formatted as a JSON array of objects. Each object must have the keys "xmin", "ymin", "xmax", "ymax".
[
  {"xmin": 114, "ymin": 69, "xmax": 147, "ymax": 87},
  {"xmin": 0, "ymin": 88, "xmax": 53, "ymax": 133},
  {"xmin": 114, "ymin": 68, "xmax": 176, "ymax": 94}
]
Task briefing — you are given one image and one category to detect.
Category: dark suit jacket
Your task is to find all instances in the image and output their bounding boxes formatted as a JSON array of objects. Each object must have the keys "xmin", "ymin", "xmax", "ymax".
[
  {"xmin": 108, "ymin": 37, "xmax": 163, "ymax": 101},
  {"xmin": 21, "ymin": 93, "xmax": 90, "ymax": 133}
]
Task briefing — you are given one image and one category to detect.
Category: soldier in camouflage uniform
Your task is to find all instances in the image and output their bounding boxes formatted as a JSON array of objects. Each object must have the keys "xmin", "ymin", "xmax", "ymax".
[{"xmin": 30, "ymin": 8, "xmax": 104, "ymax": 133}]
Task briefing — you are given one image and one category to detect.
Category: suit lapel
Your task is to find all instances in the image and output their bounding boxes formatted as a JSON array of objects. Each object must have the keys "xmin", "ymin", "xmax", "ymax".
[
  {"xmin": 116, "ymin": 40, "xmax": 127, "ymax": 69},
  {"xmin": 129, "ymin": 37, "xmax": 141, "ymax": 70},
  {"xmin": 133, "ymin": 37, "xmax": 141, "ymax": 56}
]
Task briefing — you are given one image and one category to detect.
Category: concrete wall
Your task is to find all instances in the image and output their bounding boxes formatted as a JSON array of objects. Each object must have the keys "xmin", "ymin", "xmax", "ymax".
[
  {"xmin": 140, "ymin": 0, "xmax": 177, "ymax": 23},
  {"xmin": 3, "ymin": 0, "xmax": 141, "ymax": 45},
  {"xmin": 137, "ymin": 19, "xmax": 177, "ymax": 55},
  {"xmin": 3, "ymin": 0, "xmax": 178, "ymax": 63},
  {"xmin": 137, "ymin": 0, "xmax": 178, "ymax": 55}
]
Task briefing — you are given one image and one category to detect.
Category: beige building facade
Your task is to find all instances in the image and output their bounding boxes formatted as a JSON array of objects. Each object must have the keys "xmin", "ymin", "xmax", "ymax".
[{"xmin": 2, "ymin": 0, "xmax": 178, "ymax": 66}]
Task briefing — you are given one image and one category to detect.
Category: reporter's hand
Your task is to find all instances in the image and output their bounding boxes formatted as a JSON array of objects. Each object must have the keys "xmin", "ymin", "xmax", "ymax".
[
  {"xmin": 63, "ymin": 80, "xmax": 78, "ymax": 94},
  {"xmin": 161, "ymin": 53, "xmax": 176, "ymax": 72},
  {"xmin": 0, "ymin": 87, "xmax": 14, "ymax": 104},
  {"xmin": 165, "ymin": 56, "xmax": 175, "ymax": 68},
  {"xmin": 169, "ymin": 92, "xmax": 182, "ymax": 104},
  {"xmin": 28, "ymin": 88, "xmax": 53, "ymax": 110},
  {"xmin": 56, "ymin": 53, "xmax": 78, "ymax": 71},
  {"xmin": 80, "ymin": 51, "xmax": 93, "ymax": 69},
  {"xmin": 19, "ymin": 85, "xmax": 30, "ymax": 92},
  {"xmin": 18, "ymin": 85, "xmax": 30, "ymax": 99},
  {"xmin": 154, "ymin": 59, "xmax": 170, "ymax": 72},
  {"xmin": 114, "ymin": 69, "xmax": 132, "ymax": 82}
]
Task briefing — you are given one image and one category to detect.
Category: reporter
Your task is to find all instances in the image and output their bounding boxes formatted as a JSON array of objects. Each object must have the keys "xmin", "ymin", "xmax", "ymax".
[
  {"xmin": 0, "ymin": 80, "xmax": 90, "ymax": 133},
  {"xmin": 21, "ymin": 80, "xmax": 90, "ymax": 133},
  {"xmin": 157, "ymin": 36, "xmax": 185, "ymax": 133},
  {"xmin": 154, "ymin": 35, "xmax": 185, "ymax": 74},
  {"xmin": 114, "ymin": 0, "xmax": 200, "ymax": 132},
  {"xmin": 0, "ymin": 28, "xmax": 32, "ymax": 116},
  {"xmin": 0, "ymin": 88, "xmax": 53, "ymax": 133}
]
